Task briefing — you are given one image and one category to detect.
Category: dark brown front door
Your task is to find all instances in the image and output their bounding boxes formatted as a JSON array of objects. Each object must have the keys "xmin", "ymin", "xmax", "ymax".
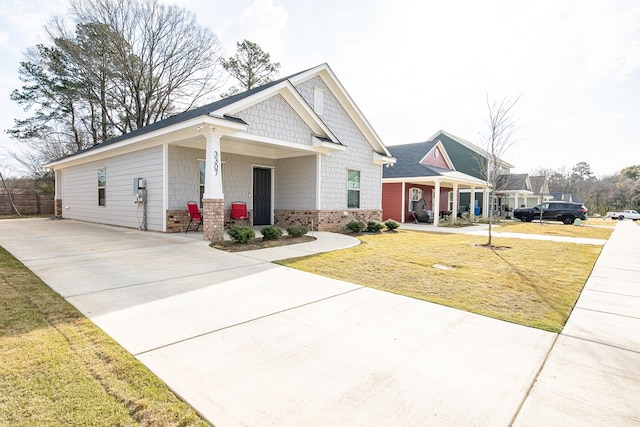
[{"xmin": 253, "ymin": 167, "xmax": 271, "ymax": 225}]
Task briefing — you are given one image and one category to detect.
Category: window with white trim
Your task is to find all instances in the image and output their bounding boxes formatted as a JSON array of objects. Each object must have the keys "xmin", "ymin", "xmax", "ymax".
[
  {"xmin": 97, "ymin": 167, "xmax": 106, "ymax": 206},
  {"xmin": 347, "ymin": 169, "xmax": 360, "ymax": 208},
  {"xmin": 409, "ymin": 187, "xmax": 423, "ymax": 210},
  {"xmin": 199, "ymin": 160, "xmax": 205, "ymax": 208}
]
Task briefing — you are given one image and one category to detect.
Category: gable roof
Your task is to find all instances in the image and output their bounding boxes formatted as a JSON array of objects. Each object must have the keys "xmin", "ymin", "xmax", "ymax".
[
  {"xmin": 45, "ymin": 63, "xmax": 393, "ymax": 168},
  {"xmin": 496, "ymin": 173, "xmax": 530, "ymax": 191},
  {"xmin": 383, "ymin": 141, "xmax": 486, "ymax": 186},
  {"xmin": 429, "ymin": 129, "xmax": 515, "ymax": 170},
  {"xmin": 529, "ymin": 175, "xmax": 548, "ymax": 195}
]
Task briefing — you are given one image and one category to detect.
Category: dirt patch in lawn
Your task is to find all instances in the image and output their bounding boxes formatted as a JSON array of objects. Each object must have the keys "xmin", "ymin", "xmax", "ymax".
[{"xmin": 210, "ymin": 235, "xmax": 316, "ymax": 252}]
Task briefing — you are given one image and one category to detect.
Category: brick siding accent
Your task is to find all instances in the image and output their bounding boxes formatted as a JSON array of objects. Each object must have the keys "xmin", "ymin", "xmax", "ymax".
[
  {"xmin": 275, "ymin": 209, "xmax": 382, "ymax": 232},
  {"xmin": 55, "ymin": 198, "xmax": 62, "ymax": 218},
  {"xmin": 166, "ymin": 209, "xmax": 192, "ymax": 233},
  {"xmin": 203, "ymin": 198, "xmax": 224, "ymax": 241}
]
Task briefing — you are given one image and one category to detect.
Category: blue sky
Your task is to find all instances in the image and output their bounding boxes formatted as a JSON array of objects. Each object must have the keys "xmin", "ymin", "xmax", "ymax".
[{"xmin": 1, "ymin": 0, "xmax": 639, "ymax": 177}]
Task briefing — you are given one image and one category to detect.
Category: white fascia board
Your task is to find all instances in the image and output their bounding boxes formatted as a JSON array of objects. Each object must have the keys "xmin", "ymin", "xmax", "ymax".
[
  {"xmin": 429, "ymin": 129, "xmax": 515, "ymax": 169},
  {"xmin": 212, "ymin": 80, "xmax": 340, "ymax": 144},
  {"xmin": 419, "ymin": 140, "xmax": 456, "ymax": 170},
  {"xmin": 44, "ymin": 115, "xmax": 246, "ymax": 170},
  {"xmin": 233, "ymin": 132, "xmax": 320, "ymax": 154},
  {"xmin": 313, "ymin": 136, "xmax": 346, "ymax": 154},
  {"xmin": 373, "ymin": 152, "xmax": 396, "ymax": 165},
  {"xmin": 290, "ymin": 64, "xmax": 392, "ymax": 158}
]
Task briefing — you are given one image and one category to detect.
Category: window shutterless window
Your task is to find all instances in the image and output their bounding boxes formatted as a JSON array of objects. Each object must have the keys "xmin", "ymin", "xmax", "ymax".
[
  {"xmin": 347, "ymin": 169, "xmax": 360, "ymax": 209},
  {"xmin": 98, "ymin": 167, "xmax": 106, "ymax": 206},
  {"xmin": 199, "ymin": 160, "xmax": 205, "ymax": 208}
]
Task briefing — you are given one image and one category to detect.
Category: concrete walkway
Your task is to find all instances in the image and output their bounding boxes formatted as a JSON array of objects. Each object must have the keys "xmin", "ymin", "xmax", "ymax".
[
  {"xmin": 513, "ymin": 220, "xmax": 640, "ymax": 426},
  {"xmin": 0, "ymin": 218, "xmax": 637, "ymax": 425}
]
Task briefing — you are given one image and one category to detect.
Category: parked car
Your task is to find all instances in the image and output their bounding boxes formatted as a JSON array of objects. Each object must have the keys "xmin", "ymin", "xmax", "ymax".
[
  {"xmin": 606, "ymin": 210, "xmax": 640, "ymax": 221},
  {"xmin": 513, "ymin": 202, "xmax": 588, "ymax": 225}
]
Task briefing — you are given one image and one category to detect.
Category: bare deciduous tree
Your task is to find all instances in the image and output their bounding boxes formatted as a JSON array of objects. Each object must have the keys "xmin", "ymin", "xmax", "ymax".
[
  {"xmin": 8, "ymin": 0, "xmax": 225, "ymax": 172},
  {"xmin": 476, "ymin": 95, "xmax": 520, "ymax": 246}
]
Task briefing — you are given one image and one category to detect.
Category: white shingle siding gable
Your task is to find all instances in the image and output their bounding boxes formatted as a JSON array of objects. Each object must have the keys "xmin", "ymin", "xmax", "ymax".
[
  {"xmin": 236, "ymin": 94, "xmax": 313, "ymax": 145},
  {"xmin": 167, "ymin": 145, "xmax": 204, "ymax": 210},
  {"xmin": 60, "ymin": 146, "xmax": 164, "ymax": 231},
  {"xmin": 295, "ymin": 76, "xmax": 382, "ymax": 210}
]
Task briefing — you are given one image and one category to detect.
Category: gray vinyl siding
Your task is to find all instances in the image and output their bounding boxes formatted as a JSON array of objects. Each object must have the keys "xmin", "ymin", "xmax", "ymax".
[
  {"xmin": 275, "ymin": 155, "xmax": 317, "ymax": 209},
  {"xmin": 167, "ymin": 145, "xmax": 205, "ymax": 210},
  {"xmin": 221, "ymin": 153, "xmax": 276, "ymax": 211},
  {"xmin": 60, "ymin": 146, "xmax": 164, "ymax": 231},
  {"xmin": 296, "ymin": 76, "xmax": 382, "ymax": 210}
]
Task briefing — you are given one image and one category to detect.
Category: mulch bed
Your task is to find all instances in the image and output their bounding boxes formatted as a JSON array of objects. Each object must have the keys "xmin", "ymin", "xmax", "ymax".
[{"xmin": 210, "ymin": 235, "xmax": 316, "ymax": 252}]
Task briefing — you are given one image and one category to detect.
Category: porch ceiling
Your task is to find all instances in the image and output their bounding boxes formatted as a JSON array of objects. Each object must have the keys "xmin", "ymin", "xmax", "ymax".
[
  {"xmin": 173, "ymin": 135, "xmax": 320, "ymax": 160},
  {"xmin": 384, "ymin": 176, "xmax": 488, "ymax": 189}
]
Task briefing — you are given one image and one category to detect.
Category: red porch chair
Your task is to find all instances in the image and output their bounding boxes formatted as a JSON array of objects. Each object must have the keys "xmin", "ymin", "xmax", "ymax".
[
  {"xmin": 230, "ymin": 201, "xmax": 249, "ymax": 225},
  {"xmin": 185, "ymin": 201, "xmax": 203, "ymax": 233}
]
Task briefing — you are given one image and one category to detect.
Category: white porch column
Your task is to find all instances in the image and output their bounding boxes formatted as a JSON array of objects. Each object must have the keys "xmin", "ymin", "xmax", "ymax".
[
  {"xmin": 202, "ymin": 126, "xmax": 224, "ymax": 241},
  {"xmin": 483, "ymin": 187, "xmax": 490, "ymax": 219},
  {"xmin": 433, "ymin": 181, "xmax": 441, "ymax": 227},
  {"xmin": 401, "ymin": 181, "xmax": 406, "ymax": 223},
  {"xmin": 514, "ymin": 193, "xmax": 519, "ymax": 210},
  {"xmin": 470, "ymin": 186, "xmax": 476, "ymax": 219},
  {"xmin": 452, "ymin": 183, "xmax": 459, "ymax": 224},
  {"xmin": 203, "ymin": 126, "xmax": 223, "ymax": 200}
]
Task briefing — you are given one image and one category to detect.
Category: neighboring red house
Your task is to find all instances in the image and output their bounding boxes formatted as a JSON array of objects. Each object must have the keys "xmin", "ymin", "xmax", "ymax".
[{"xmin": 382, "ymin": 139, "xmax": 488, "ymax": 226}]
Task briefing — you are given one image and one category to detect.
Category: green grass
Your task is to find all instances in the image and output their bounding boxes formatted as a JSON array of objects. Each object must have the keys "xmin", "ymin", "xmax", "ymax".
[
  {"xmin": 276, "ymin": 229, "xmax": 604, "ymax": 333},
  {"xmin": 0, "ymin": 246, "xmax": 209, "ymax": 426}
]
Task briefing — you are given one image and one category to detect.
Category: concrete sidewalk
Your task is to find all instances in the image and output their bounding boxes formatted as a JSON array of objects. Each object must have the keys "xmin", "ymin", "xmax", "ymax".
[
  {"xmin": 0, "ymin": 218, "xmax": 636, "ymax": 425},
  {"xmin": 513, "ymin": 220, "xmax": 640, "ymax": 426}
]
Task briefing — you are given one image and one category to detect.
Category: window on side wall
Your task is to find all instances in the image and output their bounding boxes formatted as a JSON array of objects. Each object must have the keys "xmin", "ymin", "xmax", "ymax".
[
  {"xmin": 347, "ymin": 169, "xmax": 360, "ymax": 209},
  {"xmin": 199, "ymin": 160, "xmax": 205, "ymax": 208},
  {"xmin": 98, "ymin": 167, "xmax": 106, "ymax": 206}
]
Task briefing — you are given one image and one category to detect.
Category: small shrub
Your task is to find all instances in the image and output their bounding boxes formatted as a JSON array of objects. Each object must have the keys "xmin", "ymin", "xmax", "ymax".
[
  {"xmin": 261, "ymin": 225, "xmax": 283, "ymax": 241},
  {"xmin": 384, "ymin": 219, "xmax": 400, "ymax": 231},
  {"xmin": 227, "ymin": 226, "xmax": 255, "ymax": 243},
  {"xmin": 286, "ymin": 226, "xmax": 308, "ymax": 238},
  {"xmin": 366, "ymin": 220, "xmax": 384, "ymax": 233},
  {"xmin": 345, "ymin": 221, "xmax": 367, "ymax": 233}
]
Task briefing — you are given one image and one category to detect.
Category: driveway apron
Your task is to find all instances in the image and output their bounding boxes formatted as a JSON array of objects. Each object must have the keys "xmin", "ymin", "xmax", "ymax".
[{"xmin": 1, "ymin": 218, "xmax": 556, "ymax": 426}]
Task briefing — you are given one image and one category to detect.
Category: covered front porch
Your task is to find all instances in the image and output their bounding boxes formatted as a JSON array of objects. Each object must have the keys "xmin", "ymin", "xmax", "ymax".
[
  {"xmin": 164, "ymin": 119, "xmax": 347, "ymax": 240},
  {"xmin": 382, "ymin": 172, "xmax": 490, "ymax": 227}
]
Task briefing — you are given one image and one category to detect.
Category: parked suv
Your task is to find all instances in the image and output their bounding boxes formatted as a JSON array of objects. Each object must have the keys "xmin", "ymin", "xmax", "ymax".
[{"xmin": 513, "ymin": 202, "xmax": 588, "ymax": 225}]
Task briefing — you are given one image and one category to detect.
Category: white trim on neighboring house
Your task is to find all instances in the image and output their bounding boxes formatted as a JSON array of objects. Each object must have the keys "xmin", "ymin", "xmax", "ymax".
[
  {"xmin": 428, "ymin": 129, "xmax": 515, "ymax": 170},
  {"xmin": 419, "ymin": 140, "xmax": 455, "ymax": 169}
]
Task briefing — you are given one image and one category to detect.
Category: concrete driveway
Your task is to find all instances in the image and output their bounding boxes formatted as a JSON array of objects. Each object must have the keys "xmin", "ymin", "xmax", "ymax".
[{"xmin": 0, "ymin": 219, "xmax": 556, "ymax": 426}]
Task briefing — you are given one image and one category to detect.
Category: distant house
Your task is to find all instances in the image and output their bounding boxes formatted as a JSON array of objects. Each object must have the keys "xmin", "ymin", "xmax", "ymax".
[
  {"xmin": 495, "ymin": 174, "xmax": 551, "ymax": 211},
  {"xmin": 382, "ymin": 138, "xmax": 488, "ymax": 226},
  {"xmin": 44, "ymin": 63, "xmax": 395, "ymax": 240}
]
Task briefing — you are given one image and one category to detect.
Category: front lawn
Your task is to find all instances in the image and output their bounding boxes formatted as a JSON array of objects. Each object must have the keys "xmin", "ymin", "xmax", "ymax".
[
  {"xmin": 0, "ymin": 246, "xmax": 209, "ymax": 426},
  {"xmin": 494, "ymin": 220, "xmax": 614, "ymax": 239},
  {"xmin": 276, "ymin": 230, "xmax": 604, "ymax": 332}
]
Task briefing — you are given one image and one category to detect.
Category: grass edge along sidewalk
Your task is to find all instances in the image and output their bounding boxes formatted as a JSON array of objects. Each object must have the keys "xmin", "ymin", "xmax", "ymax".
[
  {"xmin": 277, "ymin": 229, "xmax": 607, "ymax": 333},
  {"xmin": 0, "ymin": 246, "xmax": 210, "ymax": 427}
]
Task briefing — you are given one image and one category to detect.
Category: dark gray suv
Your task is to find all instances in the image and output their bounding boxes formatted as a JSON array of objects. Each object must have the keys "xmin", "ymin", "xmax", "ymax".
[{"xmin": 513, "ymin": 202, "xmax": 588, "ymax": 225}]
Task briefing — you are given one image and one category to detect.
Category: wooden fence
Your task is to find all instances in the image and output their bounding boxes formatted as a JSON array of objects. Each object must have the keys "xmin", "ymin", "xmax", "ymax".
[{"xmin": 0, "ymin": 194, "xmax": 55, "ymax": 215}]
